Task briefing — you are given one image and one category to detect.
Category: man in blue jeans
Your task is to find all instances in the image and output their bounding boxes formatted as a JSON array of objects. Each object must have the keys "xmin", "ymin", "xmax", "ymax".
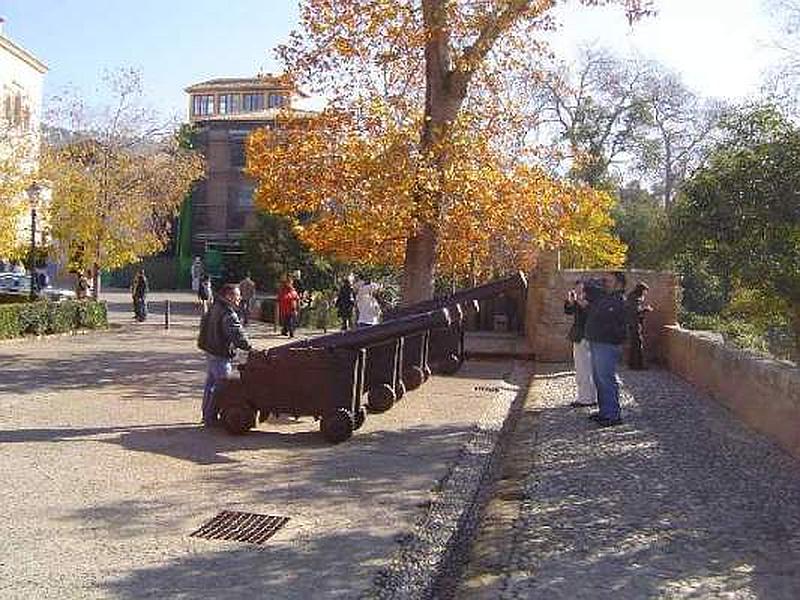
[
  {"xmin": 583, "ymin": 272, "xmax": 627, "ymax": 427},
  {"xmin": 197, "ymin": 283, "xmax": 254, "ymax": 427}
]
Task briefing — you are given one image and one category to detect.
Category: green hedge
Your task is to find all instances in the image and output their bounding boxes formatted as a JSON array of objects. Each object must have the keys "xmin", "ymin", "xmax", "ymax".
[{"xmin": 0, "ymin": 300, "xmax": 108, "ymax": 340}]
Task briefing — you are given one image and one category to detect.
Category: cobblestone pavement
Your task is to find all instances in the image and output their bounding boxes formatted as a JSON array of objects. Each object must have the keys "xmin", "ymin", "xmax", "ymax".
[
  {"xmin": 458, "ymin": 363, "xmax": 800, "ymax": 600},
  {"xmin": 0, "ymin": 291, "xmax": 523, "ymax": 599}
]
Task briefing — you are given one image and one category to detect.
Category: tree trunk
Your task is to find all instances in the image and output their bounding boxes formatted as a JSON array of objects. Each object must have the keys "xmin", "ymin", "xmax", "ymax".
[
  {"xmin": 92, "ymin": 262, "xmax": 101, "ymax": 300},
  {"xmin": 400, "ymin": 0, "xmax": 467, "ymax": 303},
  {"xmin": 663, "ymin": 141, "xmax": 674, "ymax": 209},
  {"xmin": 401, "ymin": 223, "xmax": 438, "ymax": 304},
  {"xmin": 792, "ymin": 302, "xmax": 800, "ymax": 362}
]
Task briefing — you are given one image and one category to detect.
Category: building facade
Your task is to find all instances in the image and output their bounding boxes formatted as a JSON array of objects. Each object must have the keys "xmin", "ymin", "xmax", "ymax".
[
  {"xmin": 0, "ymin": 17, "xmax": 48, "ymax": 256},
  {"xmin": 184, "ymin": 75, "xmax": 308, "ymax": 262}
]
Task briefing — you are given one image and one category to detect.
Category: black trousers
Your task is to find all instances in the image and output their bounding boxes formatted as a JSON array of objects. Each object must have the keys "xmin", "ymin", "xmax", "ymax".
[{"xmin": 628, "ymin": 331, "xmax": 645, "ymax": 369}]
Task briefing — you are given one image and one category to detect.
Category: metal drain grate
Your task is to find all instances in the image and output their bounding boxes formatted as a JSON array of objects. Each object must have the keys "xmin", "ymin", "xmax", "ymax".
[
  {"xmin": 190, "ymin": 511, "xmax": 289, "ymax": 545},
  {"xmin": 474, "ymin": 385, "xmax": 518, "ymax": 393}
]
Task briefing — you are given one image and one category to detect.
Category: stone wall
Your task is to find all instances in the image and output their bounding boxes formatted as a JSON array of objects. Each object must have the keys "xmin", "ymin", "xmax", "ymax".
[
  {"xmin": 664, "ymin": 326, "xmax": 800, "ymax": 459},
  {"xmin": 525, "ymin": 256, "xmax": 680, "ymax": 363}
]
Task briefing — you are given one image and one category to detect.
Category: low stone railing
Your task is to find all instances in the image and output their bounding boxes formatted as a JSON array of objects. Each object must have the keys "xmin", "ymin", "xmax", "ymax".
[{"xmin": 664, "ymin": 325, "xmax": 800, "ymax": 459}]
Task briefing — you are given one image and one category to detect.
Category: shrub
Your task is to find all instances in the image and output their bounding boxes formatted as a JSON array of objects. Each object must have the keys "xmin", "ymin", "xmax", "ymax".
[
  {"xmin": 0, "ymin": 299, "xmax": 108, "ymax": 340},
  {"xmin": 300, "ymin": 291, "xmax": 339, "ymax": 330}
]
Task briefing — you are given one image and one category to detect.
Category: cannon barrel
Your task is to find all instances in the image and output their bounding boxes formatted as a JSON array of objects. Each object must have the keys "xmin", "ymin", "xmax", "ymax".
[
  {"xmin": 266, "ymin": 307, "xmax": 452, "ymax": 356},
  {"xmin": 384, "ymin": 271, "xmax": 527, "ymax": 320}
]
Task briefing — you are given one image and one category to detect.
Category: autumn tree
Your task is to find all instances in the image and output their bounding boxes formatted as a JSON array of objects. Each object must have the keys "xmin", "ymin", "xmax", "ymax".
[
  {"xmin": 0, "ymin": 125, "xmax": 34, "ymax": 259},
  {"xmin": 249, "ymin": 0, "xmax": 651, "ymax": 303},
  {"xmin": 42, "ymin": 69, "xmax": 204, "ymax": 297}
]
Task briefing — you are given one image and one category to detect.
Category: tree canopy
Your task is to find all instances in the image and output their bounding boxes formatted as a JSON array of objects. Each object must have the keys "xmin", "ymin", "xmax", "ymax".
[
  {"xmin": 248, "ymin": 0, "xmax": 651, "ymax": 301},
  {"xmin": 0, "ymin": 122, "xmax": 40, "ymax": 260},
  {"xmin": 42, "ymin": 70, "xmax": 204, "ymax": 296},
  {"xmin": 674, "ymin": 104, "xmax": 800, "ymax": 344}
]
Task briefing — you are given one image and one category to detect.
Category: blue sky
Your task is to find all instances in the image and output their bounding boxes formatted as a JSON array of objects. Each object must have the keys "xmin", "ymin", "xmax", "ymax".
[
  {"xmin": 1, "ymin": 0, "xmax": 299, "ymax": 120},
  {"xmin": 1, "ymin": 0, "xmax": 782, "ymax": 121}
]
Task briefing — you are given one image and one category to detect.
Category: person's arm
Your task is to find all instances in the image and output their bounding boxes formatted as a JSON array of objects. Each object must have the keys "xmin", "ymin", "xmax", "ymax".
[
  {"xmin": 223, "ymin": 312, "xmax": 253, "ymax": 352},
  {"xmin": 564, "ymin": 300, "xmax": 577, "ymax": 315}
]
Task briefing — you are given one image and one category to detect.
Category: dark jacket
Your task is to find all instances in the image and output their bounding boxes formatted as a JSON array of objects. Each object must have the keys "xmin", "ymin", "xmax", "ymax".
[
  {"xmin": 335, "ymin": 283, "xmax": 355, "ymax": 316},
  {"xmin": 198, "ymin": 297, "xmax": 253, "ymax": 358},
  {"xmin": 132, "ymin": 275, "xmax": 148, "ymax": 300},
  {"xmin": 564, "ymin": 300, "xmax": 589, "ymax": 343},
  {"xmin": 584, "ymin": 290, "xmax": 627, "ymax": 345}
]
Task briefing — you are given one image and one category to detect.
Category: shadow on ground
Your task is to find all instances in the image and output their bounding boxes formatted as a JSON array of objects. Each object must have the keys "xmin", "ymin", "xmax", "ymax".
[
  {"xmin": 505, "ymin": 365, "xmax": 800, "ymax": 599},
  {"xmin": 49, "ymin": 422, "xmax": 482, "ymax": 599}
]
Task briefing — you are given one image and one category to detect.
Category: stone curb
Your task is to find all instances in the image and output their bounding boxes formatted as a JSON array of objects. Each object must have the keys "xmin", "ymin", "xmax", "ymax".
[{"xmin": 363, "ymin": 360, "xmax": 533, "ymax": 600}]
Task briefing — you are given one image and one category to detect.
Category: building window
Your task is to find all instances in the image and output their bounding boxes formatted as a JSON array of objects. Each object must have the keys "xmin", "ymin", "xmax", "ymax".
[
  {"xmin": 3, "ymin": 88, "xmax": 30, "ymax": 130},
  {"xmin": 268, "ymin": 93, "xmax": 287, "ymax": 109},
  {"xmin": 192, "ymin": 94, "xmax": 215, "ymax": 116},
  {"xmin": 218, "ymin": 94, "xmax": 241, "ymax": 115},
  {"xmin": 230, "ymin": 140, "xmax": 246, "ymax": 168},
  {"xmin": 3, "ymin": 92, "xmax": 12, "ymax": 123},
  {"xmin": 242, "ymin": 93, "xmax": 264, "ymax": 112},
  {"xmin": 238, "ymin": 185, "xmax": 254, "ymax": 209}
]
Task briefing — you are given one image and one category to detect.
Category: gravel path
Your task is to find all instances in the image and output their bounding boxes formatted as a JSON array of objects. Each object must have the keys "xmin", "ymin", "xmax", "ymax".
[{"xmin": 460, "ymin": 363, "xmax": 800, "ymax": 600}]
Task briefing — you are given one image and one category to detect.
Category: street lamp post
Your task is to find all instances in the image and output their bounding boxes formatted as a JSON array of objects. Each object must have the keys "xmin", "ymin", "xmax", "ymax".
[{"xmin": 26, "ymin": 183, "xmax": 41, "ymax": 301}]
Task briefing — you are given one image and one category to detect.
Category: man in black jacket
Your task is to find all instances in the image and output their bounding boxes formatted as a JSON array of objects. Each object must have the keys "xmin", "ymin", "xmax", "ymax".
[
  {"xmin": 583, "ymin": 272, "xmax": 627, "ymax": 427},
  {"xmin": 197, "ymin": 283, "xmax": 254, "ymax": 427}
]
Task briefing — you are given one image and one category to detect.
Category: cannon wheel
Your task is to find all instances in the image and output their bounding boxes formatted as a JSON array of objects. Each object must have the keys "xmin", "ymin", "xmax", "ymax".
[
  {"xmin": 368, "ymin": 384, "xmax": 395, "ymax": 413},
  {"xmin": 434, "ymin": 353, "xmax": 462, "ymax": 376},
  {"xmin": 395, "ymin": 380, "xmax": 406, "ymax": 402},
  {"xmin": 403, "ymin": 366, "xmax": 425, "ymax": 391},
  {"xmin": 220, "ymin": 404, "xmax": 257, "ymax": 435},
  {"xmin": 353, "ymin": 406, "xmax": 367, "ymax": 431},
  {"xmin": 321, "ymin": 408, "xmax": 354, "ymax": 443},
  {"xmin": 214, "ymin": 380, "xmax": 256, "ymax": 435}
]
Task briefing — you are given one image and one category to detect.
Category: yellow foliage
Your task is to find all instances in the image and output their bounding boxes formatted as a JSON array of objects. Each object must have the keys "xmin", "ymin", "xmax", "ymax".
[
  {"xmin": 0, "ymin": 130, "xmax": 34, "ymax": 259},
  {"xmin": 42, "ymin": 136, "xmax": 203, "ymax": 273},
  {"xmin": 248, "ymin": 108, "xmax": 626, "ymax": 277},
  {"xmin": 261, "ymin": 0, "xmax": 647, "ymax": 293}
]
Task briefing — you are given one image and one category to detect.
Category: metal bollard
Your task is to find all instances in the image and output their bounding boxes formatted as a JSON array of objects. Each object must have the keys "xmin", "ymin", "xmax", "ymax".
[{"xmin": 164, "ymin": 299, "xmax": 171, "ymax": 330}]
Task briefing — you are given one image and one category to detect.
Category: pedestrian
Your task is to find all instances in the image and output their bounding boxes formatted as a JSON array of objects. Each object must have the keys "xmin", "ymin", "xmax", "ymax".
[
  {"xmin": 335, "ymin": 274, "xmax": 356, "ymax": 331},
  {"xmin": 239, "ymin": 273, "xmax": 256, "ymax": 326},
  {"xmin": 197, "ymin": 283, "xmax": 254, "ymax": 427},
  {"xmin": 626, "ymin": 281, "xmax": 653, "ymax": 370},
  {"xmin": 564, "ymin": 280, "xmax": 596, "ymax": 408},
  {"xmin": 354, "ymin": 276, "xmax": 381, "ymax": 327},
  {"xmin": 278, "ymin": 275, "xmax": 300, "ymax": 337},
  {"xmin": 198, "ymin": 274, "xmax": 212, "ymax": 315},
  {"xmin": 583, "ymin": 271, "xmax": 628, "ymax": 427},
  {"xmin": 75, "ymin": 271, "xmax": 90, "ymax": 300},
  {"xmin": 131, "ymin": 269, "xmax": 149, "ymax": 322},
  {"xmin": 191, "ymin": 257, "xmax": 203, "ymax": 293},
  {"xmin": 36, "ymin": 270, "xmax": 48, "ymax": 291}
]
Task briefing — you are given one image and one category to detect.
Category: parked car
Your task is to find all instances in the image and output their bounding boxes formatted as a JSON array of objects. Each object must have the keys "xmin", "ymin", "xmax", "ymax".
[{"xmin": 0, "ymin": 273, "xmax": 76, "ymax": 300}]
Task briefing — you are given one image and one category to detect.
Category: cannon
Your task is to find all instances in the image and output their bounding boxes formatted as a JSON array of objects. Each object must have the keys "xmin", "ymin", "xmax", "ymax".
[
  {"xmin": 278, "ymin": 308, "xmax": 452, "ymax": 412},
  {"xmin": 213, "ymin": 308, "xmax": 451, "ymax": 443},
  {"xmin": 384, "ymin": 272, "xmax": 528, "ymax": 376}
]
